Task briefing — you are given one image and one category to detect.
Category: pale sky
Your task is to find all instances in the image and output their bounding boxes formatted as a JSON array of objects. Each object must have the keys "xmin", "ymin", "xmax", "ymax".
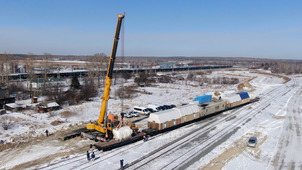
[{"xmin": 0, "ymin": 0, "xmax": 301, "ymax": 59}]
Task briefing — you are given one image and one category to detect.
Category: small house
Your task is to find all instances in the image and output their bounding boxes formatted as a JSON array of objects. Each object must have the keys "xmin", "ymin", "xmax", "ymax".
[
  {"xmin": 5, "ymin": 103, "xmax": 26, "ymax": 111},
  {"xmin": 38, "ymin": 102, "xmax": 60, "ymax": 113}
]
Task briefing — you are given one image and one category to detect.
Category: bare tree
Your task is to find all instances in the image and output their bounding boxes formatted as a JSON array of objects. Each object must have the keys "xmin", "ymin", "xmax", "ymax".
[
  {"xmin": 0, "ymin": 54, "xmax": 13, "ymax": 87},
  {"xmin": 77, "ymin": 77, "xmax": 98, "ymax": 101},
  {"xmin": 8, "ymin": 82, "xmax": 28, "ymax": 100},
  {"xmin": 115, "ymin": 86, "xmax": 136, "ymax": 99},
  {"xmin": 121, "ymin": 72, "xmax": 132, "ymax": 82},
  {"xmin": 134, "ymin": 72, "xmax": 148, "ymax": 86},
  {"xmin": 158, "ymin": 75, "xmax": 172, "ymax": 83},
  {"xmin": 94, "ymin": 53, "xmax": 107, "ymax": 88},
  {"xmin": 186, "ymin": 72, "xmax": 194, "ymax": 81},
  {"xmin": 86, "ymin": 53, "xmax": 108, "ymax": 88},
  {"xmin": 25, "ymin": 54, "xmax": 36, "ymax": 98},
  {"xmin": 41, "ymin": 54, "xmax": 53, "ymax": 95}
]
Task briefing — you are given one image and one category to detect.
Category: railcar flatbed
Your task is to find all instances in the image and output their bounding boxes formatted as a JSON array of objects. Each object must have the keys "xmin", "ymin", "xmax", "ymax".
[{"xmin": 94, "ymin": 132, "xmax": 146, "ymax": 151}]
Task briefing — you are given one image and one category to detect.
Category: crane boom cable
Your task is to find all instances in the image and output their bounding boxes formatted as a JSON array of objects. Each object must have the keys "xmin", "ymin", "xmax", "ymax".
[{"xmin": 121, "ymin": 14, "xmax": 125, "ymax": 112}]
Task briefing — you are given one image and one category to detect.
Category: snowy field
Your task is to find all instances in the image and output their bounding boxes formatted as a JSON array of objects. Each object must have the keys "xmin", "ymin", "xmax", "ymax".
[{"xmin": 0, "ymin": 69, "xmax": 301, "ymax": 170}]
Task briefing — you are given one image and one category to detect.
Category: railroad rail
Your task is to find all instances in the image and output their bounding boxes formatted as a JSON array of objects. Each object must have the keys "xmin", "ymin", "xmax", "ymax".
[
  {"xmin": 39, "ymin": 79, "xmax": 297, "ymax": 170},
  {"xmin": 125, "ymin": 80, "xmax": 296, "ymax": 169}
]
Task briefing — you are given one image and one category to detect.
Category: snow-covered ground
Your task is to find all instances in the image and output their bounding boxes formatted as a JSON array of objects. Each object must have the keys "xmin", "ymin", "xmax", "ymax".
[{"xmin": 0, "ymin": 69, "xmax": 301, "ymax": 170}]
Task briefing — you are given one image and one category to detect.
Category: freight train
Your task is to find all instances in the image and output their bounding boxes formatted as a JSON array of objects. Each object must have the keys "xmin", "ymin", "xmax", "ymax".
[
  {"xmin": 144, "ymin": 92, "xmax": 258, "ymax": 134},
  {"xmin": 94, "ymin": 92, "xmax": 259, "ymax": 151}
]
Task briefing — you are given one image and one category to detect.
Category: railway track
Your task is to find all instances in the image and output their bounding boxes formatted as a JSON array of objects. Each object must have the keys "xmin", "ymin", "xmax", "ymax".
[
  {"xmin": 125, "ymin": 81, "xmax": 296, "ymax": 169},
  {"xmin": 39, "ymin": 132, "xmax": 165, "ymax": 170},
  {"xmin": 40, "ymin": 79, "xmax": 297, "ymax": 170}
]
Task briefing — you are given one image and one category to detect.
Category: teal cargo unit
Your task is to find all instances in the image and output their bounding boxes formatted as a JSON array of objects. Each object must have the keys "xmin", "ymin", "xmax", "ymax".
[{"xmin": 194, "ymin": 95, "xmax": 212, "ymax": 104}]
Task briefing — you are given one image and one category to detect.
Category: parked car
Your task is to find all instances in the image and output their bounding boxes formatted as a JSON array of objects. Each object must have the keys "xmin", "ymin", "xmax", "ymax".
[
  {"xmin": 129, "ymin": 111, "xmax": 140, "ymax": 117},
  {"xmin": 146, "ymin": 108, "xmax": 156, "ymax": 113},
  {"xmin": 0, "ymin": 109, "xmax": 6, "ymax": 115},
  {"xmin": 123, "ymin": 112, "xmax": 133, "ymax": 118},
  {"xmin": 147, "ymin": 104, "xmax": 159, "ymax": 112},
  {"xmin": 157, "ymin": 106, "xmax": 164, "ymax": 111},
  {"xmin": 170, "ymin": 104, "xmax": 176, "ymax": 108},
  {"xmin": 163, "ymin": 105, "xmax": 172, "ymax": 110},
  {"xmin": 247, "ymin": 137, "xmax": 257, "ymax": 147},
  {"xmin": 133, "ymin": 106, "xmax": 150, "ymax": 115}
]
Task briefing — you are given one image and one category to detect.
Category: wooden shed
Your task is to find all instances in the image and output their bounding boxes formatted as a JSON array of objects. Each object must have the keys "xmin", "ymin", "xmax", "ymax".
[{"xmin": 38, "ymin": 102, "xmax": 60, "ymax": 113}]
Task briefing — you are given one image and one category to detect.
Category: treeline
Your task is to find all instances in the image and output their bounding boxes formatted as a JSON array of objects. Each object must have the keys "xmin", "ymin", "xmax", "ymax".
[
  {"xmin": 270, "ymin": 62, "xmax": 302, "ymax": 75},
  {"xmin": 252, "ymin": 61, "xmax": 302, "ymax": 75}
]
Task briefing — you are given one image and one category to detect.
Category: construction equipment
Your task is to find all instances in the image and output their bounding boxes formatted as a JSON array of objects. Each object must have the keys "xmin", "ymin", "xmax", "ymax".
[
  {"xmin": 58, "ymin": 14, "xmax": 143, "ymax": 149},
  {"xmin": 84, "ymin": 14, "xmax": 137, "ymax": 141}
]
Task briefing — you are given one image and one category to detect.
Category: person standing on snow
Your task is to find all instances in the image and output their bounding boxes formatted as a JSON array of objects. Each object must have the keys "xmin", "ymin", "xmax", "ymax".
[
  {"xmin": 121, "ymin": 112, "xmax": 124, "ymax": 120},
  {"xmin": 45, "ymin": 129, "xmax": 49, "ymax": 137},
  {"xmin": 87, "ymin": 151, "xmax": 90, "ymax": 161},
  {"xmin": 143, "ymin": 135, "xmax": 149, "ymax": 142},
  {"xmin": 91, "ymin": 152, "xmax": 95, "ymax": 161},
  {"xmin": 120, "ymin": 159, "xmax": 124, "ymax": 169}
]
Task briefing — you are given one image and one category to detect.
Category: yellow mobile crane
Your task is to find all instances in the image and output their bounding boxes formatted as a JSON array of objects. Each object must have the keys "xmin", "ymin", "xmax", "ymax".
[
  {"xmin": 86, "ymin": 13, "xmax": 125, "ymax": 134},
  {"xmin": 59, "ymin": 14, "xmax": 143, "ymax": 146},
  {"xmin": 85, "ymin": 14, "xmax": 138, "ymax": 141}
]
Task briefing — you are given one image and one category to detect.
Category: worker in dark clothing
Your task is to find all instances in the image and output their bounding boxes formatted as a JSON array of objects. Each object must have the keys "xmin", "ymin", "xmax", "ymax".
[
  {"xmin": 105, "ymin": 133, "xmax": 109, "ymax": 141},
  {"xmin": 143, "ymin": 135, "xmax": 149, "ymax": 142},
  {"xmin": 120, "ymin": 159, "xmax": 124, "ymax": 169},
  {"xmin": 86, "ymin": 151, "xmax": 90, "ymax": 161},
  {"xmin": 90, "ymin": 143, "xmax": 93, "ymax": 149},
  {"xmin": 121, "ymin": 112, "xmax": 124, "ymax": 120},
  {"xmin": 45, "ymin": 129, "xmax": 49, "ymax": 137},
  {"xmin": 91, "ymin": 152, "xmax": 95, "ymax": 161}
]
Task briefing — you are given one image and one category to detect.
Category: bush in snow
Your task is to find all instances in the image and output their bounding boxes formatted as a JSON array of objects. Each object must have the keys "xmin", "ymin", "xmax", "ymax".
[
  {"xmin": 60, "ymin": 111, "xmax": 77, "ymax": 118},
  {"xmin": 0, "ymin": 116, "xmax": 14, "ymax": 130},
  {"xmin": 115, "ymin": 86, "xmax": 137, "ymax": 99},
  {"xmin": 51, "ymin": 120, "xmax": 65, "ymax": 126}
]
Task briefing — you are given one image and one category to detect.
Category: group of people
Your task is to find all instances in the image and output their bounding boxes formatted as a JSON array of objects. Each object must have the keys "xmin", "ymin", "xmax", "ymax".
[
  {"xmin": 87, "ymin": 143, "xmax": 96, "ymax": 161},
  {"xmin": 86, "ymin": 150, "xmax": 95, "ymax": 161},
  {"xmin": 83, "ymin": 135, "xmax": 149, "ymax": 168},
  {"xmin": 86, "ymin": 150, "xmax": 125, "ymax": 169}
]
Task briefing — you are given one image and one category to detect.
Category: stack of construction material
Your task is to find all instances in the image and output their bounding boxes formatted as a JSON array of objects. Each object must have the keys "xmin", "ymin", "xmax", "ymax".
[{"xmin": 194, "ymin": 95, "xmax": 212, "ymax": 104}]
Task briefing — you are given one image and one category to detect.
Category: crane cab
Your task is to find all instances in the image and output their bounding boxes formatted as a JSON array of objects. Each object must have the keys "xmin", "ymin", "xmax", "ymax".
[
  {"xmin": 106, "ymin": 114, "xmax": 120, "ymax": 130},
  {"xmin": 108, "ymin": 115, "xmax": 118, "ymax": 122}
]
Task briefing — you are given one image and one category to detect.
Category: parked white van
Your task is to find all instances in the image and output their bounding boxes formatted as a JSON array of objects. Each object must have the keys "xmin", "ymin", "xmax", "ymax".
[{"xmin": 133, "ymin": 106, "xmax": 150, "ymax": 115}]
